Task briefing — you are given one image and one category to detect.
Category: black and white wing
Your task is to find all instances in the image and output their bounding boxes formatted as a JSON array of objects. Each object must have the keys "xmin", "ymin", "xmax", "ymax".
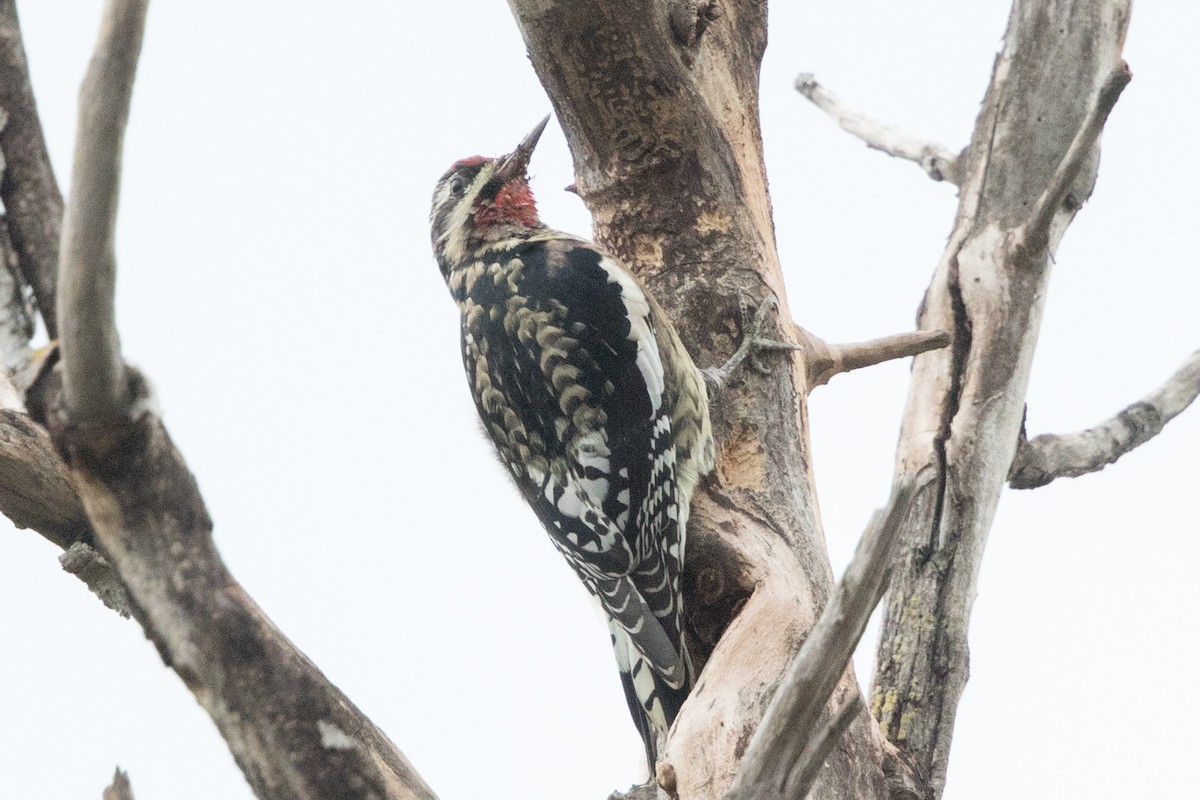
[{"xmin": 459, "ymin": 235, "xmax": 690, "ymax": 751}]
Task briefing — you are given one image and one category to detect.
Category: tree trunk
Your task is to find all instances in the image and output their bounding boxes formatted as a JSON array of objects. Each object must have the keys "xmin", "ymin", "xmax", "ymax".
[
  {"xmin": 0, "ymin": 1, "xmax": 1182, "ymax": 799},
  {"xmin": 507, "ymin": 1, "xmax": 892, "ymax": 797}
]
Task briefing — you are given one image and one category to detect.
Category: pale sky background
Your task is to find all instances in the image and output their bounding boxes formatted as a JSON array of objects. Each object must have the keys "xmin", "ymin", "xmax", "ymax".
[{"xmin": 1, "ymin": 2, "xmax": 1197, "ymax": 799}]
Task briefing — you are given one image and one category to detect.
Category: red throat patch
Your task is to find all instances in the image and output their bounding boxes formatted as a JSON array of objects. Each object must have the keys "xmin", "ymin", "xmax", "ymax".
[{"xmin": 475, "ymin": 179, "xmax": 540, "ymax": 228}]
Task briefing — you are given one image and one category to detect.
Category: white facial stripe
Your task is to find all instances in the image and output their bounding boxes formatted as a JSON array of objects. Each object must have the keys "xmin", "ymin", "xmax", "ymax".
[{"xmin": 436, "ymin": 164, "xmax": 497, "ymax": 266}]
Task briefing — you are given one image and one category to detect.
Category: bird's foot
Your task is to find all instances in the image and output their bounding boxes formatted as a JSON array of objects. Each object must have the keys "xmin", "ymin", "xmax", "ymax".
[{"xmin": 702, "ymin": 295, "xmax": 803, "ymax": 392}]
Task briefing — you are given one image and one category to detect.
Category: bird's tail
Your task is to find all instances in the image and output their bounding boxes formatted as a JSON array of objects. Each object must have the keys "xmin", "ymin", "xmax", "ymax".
[{"xmin": 610, "ymin": 623, "xmax": 691, "ymax": 772}]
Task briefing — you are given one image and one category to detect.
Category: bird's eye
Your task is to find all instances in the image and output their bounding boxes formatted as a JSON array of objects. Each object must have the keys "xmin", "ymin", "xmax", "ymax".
[{"xmin": 449, "ymin": 175, "xmax": 466, "ymax": 197}]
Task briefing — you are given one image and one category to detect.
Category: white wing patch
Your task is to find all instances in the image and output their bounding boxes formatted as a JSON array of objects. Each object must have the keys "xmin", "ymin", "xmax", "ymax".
[{"xmin": 598, "ymin": 257, "xmax": 665, "ymax": 416}]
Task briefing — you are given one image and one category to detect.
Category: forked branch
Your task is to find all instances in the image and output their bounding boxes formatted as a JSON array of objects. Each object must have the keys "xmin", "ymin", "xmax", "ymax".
[
  {"xmin": 728, "ymin": 471, "xmax": 931, "ymax": 799},
  {"xmin": 1010, "ymin": 348, "xmax": 1200, "ymax": 489},
  {"xmin": 874, "ymin": 4, "xmax": 1133, "ymax": 798},
  {"xmin": 0, "ymin": 5, "xmax": 127, "ymax": 617}
]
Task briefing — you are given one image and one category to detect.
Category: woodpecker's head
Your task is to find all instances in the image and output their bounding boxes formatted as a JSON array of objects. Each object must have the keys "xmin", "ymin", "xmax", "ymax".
[{"xmin": 431, "ymin": 116, "xmax": 549, "ymax": 273}]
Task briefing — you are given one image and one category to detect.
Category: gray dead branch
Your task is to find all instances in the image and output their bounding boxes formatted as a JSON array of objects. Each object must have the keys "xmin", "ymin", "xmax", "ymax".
[{"xmin": 1010, "ymin": 348, "xmax": 1200, "ymax": 489}]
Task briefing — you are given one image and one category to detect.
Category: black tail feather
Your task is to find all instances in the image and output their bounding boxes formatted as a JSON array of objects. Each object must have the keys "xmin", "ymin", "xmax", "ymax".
[
  {"xmin": 619, "ymin": 666, "xmax": 659, "ymax": 771},
  {"xmin": 618, "ymin": 656, "xmax": 691, "ymax": 772}
]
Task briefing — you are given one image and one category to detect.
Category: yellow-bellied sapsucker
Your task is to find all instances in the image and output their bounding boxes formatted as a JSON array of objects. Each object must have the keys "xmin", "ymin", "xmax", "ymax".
[{"xmin": 430, "ymin": 117, "xmax": 717, "ymax": 770}]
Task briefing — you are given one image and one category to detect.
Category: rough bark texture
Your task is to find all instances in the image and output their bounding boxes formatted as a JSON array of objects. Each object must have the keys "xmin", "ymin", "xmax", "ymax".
[
  {"xmin": 0, "ymin": 214, "xmax": 34, "ymax": 373},
  {"xmin": 0, "ymin": 406, "xmax": 90, "ymax": 548},
  {"xmin": 871, "ymin": 3, "xmax": 1132, "ymax": 798},
  {"xmin": 506, "ymin": 2, "xmax": 890, "ymax": 798},
  {"xmin": 0, "ymin": 0, "xmax": 62, "ymax": 337},
  {"xmin": 0, "ymin": 1, "xmax": 1175, "ymax": 799}
]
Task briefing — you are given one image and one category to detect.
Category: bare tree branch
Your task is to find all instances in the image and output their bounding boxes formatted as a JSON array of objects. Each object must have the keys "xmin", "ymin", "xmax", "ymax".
[
  {"xmin": 786, "ymin": 695, "xmax": 864, "ymax": 800},
  {"xmin": 1016, "ymin": 62, "xmax": 1132, "ymax": 256},
  {"xmin": 37, "ymin": 5, "xmax": 441, "ymax": 798},
  {"xmin": 795, "ymin": 73, "xmax": 962, "ymax": 185},
  {"xmin": 0, "ymin": 0, "xmax": 138, "ymax": 618},
  {"xmin": 0, "ymin": 403, "xmax": 129, "ymax": 614},
  {"xmin": 58, "ymin": 0, "xmax": 147, "ymax": 423},
  {"xmin": 803, "ymin": 328, "xmax": 951, "ymax": 391},
  {"xmin": 0, "ymin": 1, "xmax": 1167, "ymax": 798},
  {"xmin": 874, "ymin": 3, "xmax": 1133, "ymax": 798},
  {"xmin": 0, "ymin": 407, "xmax": 88, "ymax": 547},
  {"xmin": 37, "ymin": 369, "xmax": 440, "ymax": 800},
  {"xmin": 0, "ymin": 213, "xmax": 34, "ymax": 375},
  {"xmin": 1009, "ymin": 348, "xmax": 1200, "ymax": 489},
  {"xmin": 0, "ymin": 0, "xmax": 63, "ymax": 336},
  {"xmin": 0, "ymin": 342, "xmax": 128, "ymax": 612},
  {"xmin": 102, "ymin": 768, "xmax": 135, "ymax": 800},
  {"xmin": 0, "ymin": 336, "xmax": 135, "ymax": 614},
  {"xmin": 508, "ymin": 2, "xmax": 893, "ymax": 797},
  {"xmin": 0, "ymin": 59, "xmax": 36, "ymax": 378},
  {"xmin": 729, "ymin": 473, "xmax": 931, "ymax": 800}
]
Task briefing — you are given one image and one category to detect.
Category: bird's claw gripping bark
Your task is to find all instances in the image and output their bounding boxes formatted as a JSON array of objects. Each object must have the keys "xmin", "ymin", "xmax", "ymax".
[
  {"xmin": 702, "ymin": 294, "xmax": 803, "ymax": 392},
  {"xmin": 740, "ymin": 295, "xmax": 800, "ymax": 375}
]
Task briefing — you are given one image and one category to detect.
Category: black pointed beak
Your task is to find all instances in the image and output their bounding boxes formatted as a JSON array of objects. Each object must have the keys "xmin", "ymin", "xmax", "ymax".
[{"xmin": 494, "ymin": 115, "xmax": 550, "ymax": 182}]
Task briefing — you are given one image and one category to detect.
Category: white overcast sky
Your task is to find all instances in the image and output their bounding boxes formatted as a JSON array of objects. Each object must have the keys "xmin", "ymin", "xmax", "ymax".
[{"xmin": 1, "ymin": 2, "xmax": 1197, "ymax": 799}]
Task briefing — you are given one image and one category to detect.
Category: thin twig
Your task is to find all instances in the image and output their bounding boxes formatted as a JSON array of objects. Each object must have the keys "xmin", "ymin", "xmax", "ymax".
[
  {"xmin": 0, "ymin": 0, "xmax": 64, "ymax": 336},
  {"xmin": 804, "ymin": 328, "xmax": 950, "ymax": 391},
  {"xmin": 1010, "ymin": 348, "xmax": 1200, "ymax": 489},
  {"xmin": 58, "ymin": 0, "xmax": 148, "ymax": 423},
  {"xmin": 1016, "ymin": 62, "xmax": 1132, "ymax": 255},
  {"xmin": 795, "ymin": 73, "xmax": 962, "ymax": 185},
  {"xmin": 727, "ymin": 470, "xmax": 933, "ymax": 799}
]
